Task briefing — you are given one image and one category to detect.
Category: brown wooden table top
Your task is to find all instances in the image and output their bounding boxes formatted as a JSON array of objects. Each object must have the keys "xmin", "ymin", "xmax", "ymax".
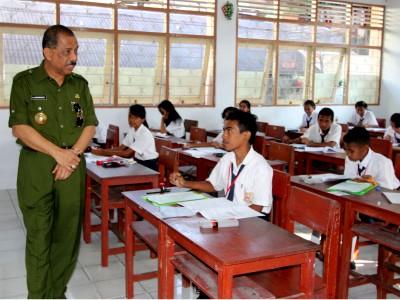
[
  {"xmin": 86, "ymin": 161, "xmax": 159, "ymax": 180},
  {"xmin": 153, "ymin": 134, "xmax": 187, "ymax": 144},
  {"xmin": 166, "ymin": 217, "xmax": 319, "ymax": 266}
]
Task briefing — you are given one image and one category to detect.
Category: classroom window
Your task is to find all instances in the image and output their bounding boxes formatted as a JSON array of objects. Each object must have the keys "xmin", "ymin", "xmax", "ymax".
[
  {"xmin": 0, "ymin": 0, "xmax": 216, "ymax": 107},
  {"xmin": 236, "ymin": 0, "xmax": 384, "ymax": 106}
]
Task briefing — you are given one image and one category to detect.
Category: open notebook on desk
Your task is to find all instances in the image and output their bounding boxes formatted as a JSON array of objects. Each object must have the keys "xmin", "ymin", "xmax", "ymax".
[
  {"xmin": 327, "ymin": 180, "xmax": 375, "ymax": 196},
  {"xmin": 180, "ymin": 197, "xmax": 263, "ymax": 220},
  {"xmin": 144, "ymin": 191, "xmax": 207, "ymax": 206}
]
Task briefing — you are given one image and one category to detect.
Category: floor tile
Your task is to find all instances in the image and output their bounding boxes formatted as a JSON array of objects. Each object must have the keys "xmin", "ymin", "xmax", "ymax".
[
  {"xmin": 66, "ymin": 282, "xmax": 101, "ymax": 299},
  {"xmin": 0, "ymin": 260, "xmax": 26, "ymax": 280},
  {"xmin": 94, "ymin": 277, "xmax": 144, "ymax": 298},
  {"xmin": 84, "ymin": 260, "xmax": 125, "ymax": 282},
  {"xmin": 0, "ymin": 277, "xmax": 27, "ymax": 298},
  {"xmin": 67, "ymin": 266, "xmax": 91, "ymax": 287}
]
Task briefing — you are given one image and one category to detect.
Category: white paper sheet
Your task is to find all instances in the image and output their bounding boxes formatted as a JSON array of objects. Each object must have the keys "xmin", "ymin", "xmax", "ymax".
[
  {"xmin": 159, "ymin": 206, "xmax": 196, "ymax": 219},
  {"xmin": 146, "ymin": 191, "xmax": 206, "ymax": 205},
  {"xmin": 300, "ymin": 173, "xmax": 350, "ymax": 184},
  {"xmin": 180, "ymin": 197, "xmax": 263, "ymax": 220},
  {"xmin": 184, "ymin": 148, "xmax": 227, "ymax": 158},
  {"xmin": 382, "ymin": 192, "xmax": 400, "ymax": 204},
  {"xmin": 327, "ymin": 181, "xmax": 373, "ymax": 194},
  {"xmin": 84, "ymin": 153, "xmax": 111, "ymax": 163}
]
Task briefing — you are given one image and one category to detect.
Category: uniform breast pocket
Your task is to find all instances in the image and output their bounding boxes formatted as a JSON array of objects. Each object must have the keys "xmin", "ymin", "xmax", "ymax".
[{"xmin": 28, "ymin": 99, "xmax": 49, "ymax": 127}]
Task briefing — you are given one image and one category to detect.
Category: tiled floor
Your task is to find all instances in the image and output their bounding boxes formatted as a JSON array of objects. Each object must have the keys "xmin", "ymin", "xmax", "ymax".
[{"xmin": 0, "ymin": 189, "xmax": 398, "ymax": 299}]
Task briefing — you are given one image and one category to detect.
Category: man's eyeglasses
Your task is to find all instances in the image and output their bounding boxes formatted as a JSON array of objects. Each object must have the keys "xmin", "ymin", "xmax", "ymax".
[{"xmin": 73, "ymin": 102, "xmax": 83, "ymax": 127}]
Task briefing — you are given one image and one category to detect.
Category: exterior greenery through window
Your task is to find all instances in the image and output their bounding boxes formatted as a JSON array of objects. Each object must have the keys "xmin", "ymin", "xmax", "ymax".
[
  {"xmin": 236, "ymin": 0, "xmax": 384, "ymax": 106},
  {"xmin": 0, "ymin": 0, "xmax": 216, "ymax": 107}
]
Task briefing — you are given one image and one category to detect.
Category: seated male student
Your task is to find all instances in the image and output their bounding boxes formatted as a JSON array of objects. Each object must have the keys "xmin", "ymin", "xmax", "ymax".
[
  {"xmin": 170, "ymin": 110, "xmax": 273, "ymax": 216},
  {"xmin": 384, "ymin": 113, "xmax": 400, "ymax": 144},
  {"xmin": 348, "ymin": 101, "xmax": 378, "ymax": 128},
  {"xmin": 299, "ymin": 100, "xmax": 318, "ymax": 133},
  {"xmin": 343, "ymin": 127, "xmax": 400, "ymax": 190},
  {"xmin": 283, "ymin": 107, "xmax": 342, "ymax": 147}
]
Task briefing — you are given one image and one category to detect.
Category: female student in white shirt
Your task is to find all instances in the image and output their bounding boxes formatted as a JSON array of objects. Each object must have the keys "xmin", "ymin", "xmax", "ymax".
[
  {"xmin": 91, "ymin": 104, "xmax": 159, "ymax": 171},
  {"xmin": 348, "ymin": 101, "xmax": 378, "ymax": 128},
  {"xmin": 170, "ymin": 110, "xmax": 273, "ymax": 217},
  {"xmin": 344, "ymin": 126, "xmax": 399, "ymax": 190},
  {"xmin": 299, "ymin": 100, "xmax": 318, "ymax": 132},
  {"xmin": 158, "ymin": 99, "xmax": 185, "ymax": 138},
  {"xmin": 384, "ymin": 113, "xmax": 400, "ymax": 144}
]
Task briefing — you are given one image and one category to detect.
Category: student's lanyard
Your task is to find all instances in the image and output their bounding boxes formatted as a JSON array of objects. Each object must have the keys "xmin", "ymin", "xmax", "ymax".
[
  {"xmin": 226, "ymin": 163, "xmax": 245, "ymax": 201},
  {"xmin": 395, "ymin": 133, "xmax": 400, "ymax": 143},
  {"xmin": 306, "ymin": 117, "xmax": 312, "ymax": 128},
  {"xmin": 357, "ymin": 117, "xmax": 364, "ymax": 127},
  {"xmin": 320, "ymin": 129, "xmax": 329, "ymax": 143},
  {"xmin": 358, "ymin": 164, "xmax": 366, "ymax": 176}
]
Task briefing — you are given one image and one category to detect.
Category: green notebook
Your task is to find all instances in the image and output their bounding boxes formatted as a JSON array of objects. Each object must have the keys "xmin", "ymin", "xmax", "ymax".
[
  {"xmin": 143, "ymin": 191, "xmax": 207, "ymax": 206},
  {"xmin": 327, "ymin": 180, "xmax": 376, "ymax": 196}
]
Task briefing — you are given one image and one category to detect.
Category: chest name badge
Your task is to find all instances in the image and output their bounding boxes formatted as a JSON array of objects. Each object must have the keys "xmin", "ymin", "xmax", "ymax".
[
  {"xmin": 31, "ymin": 95, "xmax": 47, "ymax": 101},
  {"xmin": 34, "ymin": 112, "xmax": 48, "ymax": 125}
]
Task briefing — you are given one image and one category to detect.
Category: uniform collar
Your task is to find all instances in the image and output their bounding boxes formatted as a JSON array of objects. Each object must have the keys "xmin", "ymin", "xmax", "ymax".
[
  {"xmin": 33, "ymin": 60, "xmax": 73, "ymax": 84},
  {"xmin": 359, "ymin": 148, "xmax": 373, "ymax": 168},
  {"xmin": 133, "ymin": 124, "xmax": 144, "ymax": 134},
  {"xmin": 230, "ymin": 146, "xmax": 255, "ymax": 170}
]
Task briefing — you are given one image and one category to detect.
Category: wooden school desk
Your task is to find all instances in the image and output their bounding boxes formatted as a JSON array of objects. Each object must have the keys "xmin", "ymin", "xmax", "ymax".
[
  {"xmin": 304, "ymin": 151, "xmax": 346, "ymax": 174},
  {"xmin": 154, "ymin": 134, "xmax": 187, "ymax": 149},
  {"xmin": 291, "ymin": 177, "xmax": 400, "ymax": 298},
  {"xmin": 206, "ymin": 129, "xmax": 221, "ymax": 138},
  {"xmin": 164, "ymin": 217, "xmax": 320, "ymax": 299},
  {"xmin": 84, "ymin": 162, "xmax": 159, "ymax": 267}
]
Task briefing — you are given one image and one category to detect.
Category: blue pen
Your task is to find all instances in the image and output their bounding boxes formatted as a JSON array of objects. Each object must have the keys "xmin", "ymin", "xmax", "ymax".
[{"xmin": 375, "ymin": 185, "xmax": 381, "ymax": 192}]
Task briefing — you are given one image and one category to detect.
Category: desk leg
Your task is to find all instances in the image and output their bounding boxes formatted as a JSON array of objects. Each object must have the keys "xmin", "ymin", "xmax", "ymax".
[
  {"xmin": 158, "ymin": 223, "xmax": 168, "ymax": 299},
  {"xmin": 101, "ymin": 184, "xmax": 110, "ymax": 267},
  {"xmin": 336, "ymin": 202, "xmax": 354, "ymax": 298},
  {"xmin": 125, "ymin": 201, "xmax": 134, "ymax": 299},
  {"xmin": 300, "ymin": 252, "xmax": 315, "ymax": 298},
  {"xmin": 217, "ymin": 268, "xmax": 233, "ymax": 299},
  {"xmin": 83, "ymin": 175, "xmax": 92, "ymax": 243}
]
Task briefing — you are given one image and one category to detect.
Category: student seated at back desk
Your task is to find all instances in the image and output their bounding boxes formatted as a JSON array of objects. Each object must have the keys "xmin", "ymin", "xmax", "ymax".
[
  {"xmin": 91, "ymin": 104, "xmax": 159, "ymax": 171},
  {"xmin": 170, "ymin": 110, "xmax": 273, "ymax": 218},
  {"xmin": 384, "ymin": 113, "xmax": 400, "ymax": 145},
  {"xmin": 348, "ymin": 101, "xmax": 378, "ymax": 128},
  {"xmin": 343, "ymin": 126, "xmax": 400, "ymax": 190},
  {"xmin": 239, "ymin": 99, "xmax": 258, "ymax": 120},
  {"xmin": 283, "ymin": 107, "xmax": 342, "ymax": 148},
  {"xmin": 158, "ymin": 99, "xmax": 185, "ymax": 138},
  {"xmin": 185, "ymin": 106, "xmax": 238, "ymax": 149},
  {"xmin": 299, "ymin": 100, "xmax": 318, "ymax": 133}
]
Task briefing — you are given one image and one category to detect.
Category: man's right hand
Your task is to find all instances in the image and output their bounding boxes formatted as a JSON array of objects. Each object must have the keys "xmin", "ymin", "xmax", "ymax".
[
  {"xmin": 52, "ymin": 148, "xmax": 80, "ymax": 171},
  {"xmin": 169, "ymin": 172, "xmax": 185, "ymax": 187}
]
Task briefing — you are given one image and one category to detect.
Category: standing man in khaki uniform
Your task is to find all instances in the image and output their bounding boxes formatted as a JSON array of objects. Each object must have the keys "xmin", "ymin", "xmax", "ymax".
[{"xmin": 8, "ymin": 25, "xmax": 98, "ymax": 298}]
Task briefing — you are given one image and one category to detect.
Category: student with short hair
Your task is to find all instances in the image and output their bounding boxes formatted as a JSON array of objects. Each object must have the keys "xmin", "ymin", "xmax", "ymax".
[
  {"xmin": 300, "ymin": 100, "xmax": 318, "ymax": 132},
  {"xmin": 343, "ymin": 127, "xmax": 399, "ymax": 190},
  {"xmin": 158, "ymin": 99, "xmax": 185, "ymax": 138},
  {"xmin": 91, "ymin": 104, "xmax": 159, "ymax": 171},
  {"xmin": 170, "ymin": 110, "xmax": 273, "ymax": 215},
  {"xmin": 348, "ymin": 101, "xmax": 378, "ymax": 128},
  {"xmin": 384, "ymin": 113, "xmax": 400, "ymax": 144},
  {"xmin": 285, "ymin": 107, "xmax": 342, "ymax": 147},
  {"xmin": 239, "ymin": 99, "xmax": 251, "ymax": 113}
]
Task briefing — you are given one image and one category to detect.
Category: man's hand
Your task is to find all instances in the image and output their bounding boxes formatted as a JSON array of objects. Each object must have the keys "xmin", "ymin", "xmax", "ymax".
[
  {"xmin": 52, "ymin": 164, "xmax": 73, "ymax": 181},
  {"xmin": 52, "ymin": 148, "xmax": 80, "ymax": 172},
  {"xmin": 169, "ymin": 172, "xmax": 186, "ymax": 187},
  {"xmin": 91, "ymin": 147, "xmax": 105, "ymax": 156}
]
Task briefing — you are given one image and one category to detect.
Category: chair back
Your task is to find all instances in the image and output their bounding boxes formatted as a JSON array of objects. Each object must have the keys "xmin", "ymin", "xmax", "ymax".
[
  {"xmin": 155, "ymin": 138, "xmax": 173, "ymax": 153},
  {"xmin": 286, "ymin": 186, "xmax": 341, "ymax": 298},
  {"xmin": 376, "ymin": 118, "xmax": 386, "ymax": 128},
  {"xmin": 268, "ymin": 142, "xmax": 295, "ymax": 175},
  {"xmin": 190, "ymin": 127, "xmax": 207, "ymax": 143},
  {"xmin": 184, "ymin": 119, "xmax": 198, "ymax": 133},
  {"xmin": 158, "ymin": 146, "xmax": 179, "ymax": 185},
  {"xmin": 395, "ymin": 154, "xmax": 400, "ymax": 179},
  {"xmin": 271, "ymin": 170, "xmax": 291, "ymax": 227},
  {"xmin": 256, "ymin": 121, "xmax": 269, "ymax": 134},
  {"xmin": 339, "ymin": 123, "xmax": 349, "ymax": 148},
  {"xmin": 267, "ymin": 124, "xmax": 285, "ymax": 139},
  {"xmin": 370, "ymin": 137, "xmax": 393, "ymax": 158},
  {"xmin": 105, "ymin": 124, "xmax": 119, "ymax": 149}
]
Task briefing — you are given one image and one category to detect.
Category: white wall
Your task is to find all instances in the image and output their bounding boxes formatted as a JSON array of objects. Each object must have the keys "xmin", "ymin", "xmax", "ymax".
[{"xmin": 0, "ymin": 0, "xmax": 393, "ymax": 189}]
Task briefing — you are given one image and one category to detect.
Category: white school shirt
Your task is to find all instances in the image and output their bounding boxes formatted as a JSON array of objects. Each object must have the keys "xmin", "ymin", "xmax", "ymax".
[
  {"xmin": 166, "ymin": 119, "xmax": 185, "ymax": 138},
  {"xmin": 384, "ymin": 126, "xmax": 400, "ymax": 144},
  {"xmin": 300, "ymin": 111, "xmax": 318, "ymax": 128},
  {"xmin": 302, "ymin": 123, "xmax": 342, "ymax": 146},
  {"xmin": 349, "ymin": 110, "xmax": 378, "ymax": 127},
  {"xmin": 122, "ymin": 125, "xmax": 159, "ymax": 161},
  {"xmin": 207, "ymin": 147, "xmax": 273, "ymax": 213},
  {"xmin": 344, "ymin": 149, "xmax": 400, "ymax": 190},
  {"xmin": 212, "ymin": 131, "xmax": 223, "ymax": 144}
]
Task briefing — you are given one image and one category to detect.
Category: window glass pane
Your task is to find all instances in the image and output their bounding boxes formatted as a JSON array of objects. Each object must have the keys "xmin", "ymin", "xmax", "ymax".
[
  {"xmin": 277, "ymin": 47, "xmax": 310, "ymax": 105},
  {"xmin": 121, "ymin": 0, "xmax": 167, "ymax": 9},
  {"xmin": 317, "ymin": 26, "xmax": 347, "ymax": 44},
  {"xmin": 348, "ymin": 48, "xmax": 380, "ymax": 104},
  {"xmin": 61, "ymin": 4, "xmax": 113, "ymax": 29},
  {"xmin": 118, "ymin": 9, "xmax": 166, "ymax": 33},
  {"xmin": 1, "ymin": 28, "xmax": 43, "ymax": 106},
  {"xmin": 351, "ymin": 28, "xmax": 382, "ymax": 47},
  {"xmin": 236, "ymin": 43, "xmax": 274, "ymax": 105},
  {"xmin": 70, "ymin": 0, "xmax": 114, "ymax": 3},
  {"xmin": 279, "ymin": 23, "xmax": 313, "ymax": 42},
  {"xmin": 170, "ymin": 14, "xmax": 214, "ymax": 36},
  {"xmin": 238, "ymin": 19, "xmax": 275, "ymax": 40},
  {"xmin": 169, "ymin": 0, "xmax": 215, "ymax": 13},
  {"xmin": 0, "ymin": 0, "xmax": 55, "ymax": 25},
  {"xmin": 314, "ymin": 48, "xmax": 346, "ymax": 104},
  {"xmin": 169, "ymin": 38, "xmax": 214, "ymax": 105},
  {"xmin": 118, "ymin": 36, "xmax": 166, "ymax": 105},
  {"xmin": 74, "ymin": 33, "xmax": 114, "ymax": 105}
]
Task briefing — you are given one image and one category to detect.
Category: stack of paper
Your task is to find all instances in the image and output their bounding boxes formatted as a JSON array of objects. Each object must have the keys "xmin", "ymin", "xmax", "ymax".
[
  {"xmin": 158, "ymin": 206, "xmax": 196, "ymax": 219},
  {"xmin": 301, "ymin": 173, "xmax": 350, "ymax": 184},
  {"xmin": 382, "ymin": 192, "xmax": 400, "ymax": 204},
  {"xmin": 184, "ymin": 147, "xmax": 226, "ymax": 158},
  {"xmin": 180, "ymin": 197, "xmax": 263, "ymax": 220},
  {"xmin": 327, "ymin": 180, "xmax": 375, "ymax": 196},
  {"xmin": 144, "ymin": 191, "xmax": 207, "ymax": 206},
  {"xmin": 154, "ymin": 132, "xmax": 168, "ymax": 138}
]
